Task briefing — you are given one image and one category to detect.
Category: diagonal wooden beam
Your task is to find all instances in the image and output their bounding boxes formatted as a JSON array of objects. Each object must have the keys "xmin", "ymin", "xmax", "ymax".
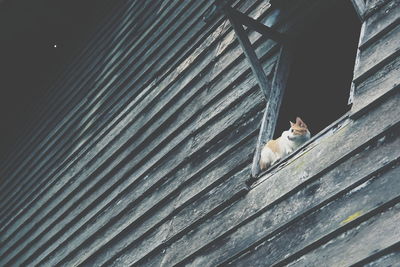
[
  {"xmin": 224, "ymin": 6, "xmax": 285, "ymax": 43},
  {"xmin": 251, "ymin": 45, "xmax": 293, "ymax": 179},
  {"xmin": 223, "ymin": 10, "xmax": 272, "ymax": 99}
]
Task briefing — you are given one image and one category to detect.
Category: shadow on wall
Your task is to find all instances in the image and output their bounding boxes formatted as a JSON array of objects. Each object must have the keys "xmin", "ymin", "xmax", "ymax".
[{"xmin": 0, "ymin": 0, "xmax": 118, "ymax": 158}]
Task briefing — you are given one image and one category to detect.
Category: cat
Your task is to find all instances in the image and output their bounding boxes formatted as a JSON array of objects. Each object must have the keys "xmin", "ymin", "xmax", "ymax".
[{"xmin": 259, "ymin": 117, "xmax": 311, "ymax": 171}]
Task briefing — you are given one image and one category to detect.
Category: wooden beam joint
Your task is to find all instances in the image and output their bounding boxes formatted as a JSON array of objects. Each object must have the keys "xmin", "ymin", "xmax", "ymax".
[{"xmin": 223, "ymin": 6, "xmax": 285, "ymax": 43}]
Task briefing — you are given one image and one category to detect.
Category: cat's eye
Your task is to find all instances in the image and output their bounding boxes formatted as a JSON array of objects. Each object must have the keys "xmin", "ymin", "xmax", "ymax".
[{"xmin": 291, "ymin": 129, "xmax": 294, "ymax": 133}]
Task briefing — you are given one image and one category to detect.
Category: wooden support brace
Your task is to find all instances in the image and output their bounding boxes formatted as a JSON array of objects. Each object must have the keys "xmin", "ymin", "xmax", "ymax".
[
  {"xmin": 224, "ymin": 6, "xmax": 285, "ymax": 43},
  {"xmin": 223, "ymin": 10, "xmax": 272, "ymax": 99},
  {"xmin": 206, "ymin": 1, "xmax": 290, "ymax": 178},
  {"xmin": 251, "ymin": 45, "xmax": 293, "ymax": 178}
]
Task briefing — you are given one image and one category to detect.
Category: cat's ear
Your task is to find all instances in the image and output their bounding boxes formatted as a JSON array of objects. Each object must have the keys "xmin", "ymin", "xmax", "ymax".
[
  {"xmin": 290, "ymin": 121, "xmax": 294, "ymax": 127},
  {"xmin": 296, "ymin": 117, "xmax": 307, "ymax": 128}
]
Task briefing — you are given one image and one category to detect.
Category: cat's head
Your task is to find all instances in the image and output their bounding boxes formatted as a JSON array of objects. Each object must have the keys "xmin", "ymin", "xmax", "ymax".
[{"xmin": 287, "ymin": 117, "xmax": 311, "ymax": 141}]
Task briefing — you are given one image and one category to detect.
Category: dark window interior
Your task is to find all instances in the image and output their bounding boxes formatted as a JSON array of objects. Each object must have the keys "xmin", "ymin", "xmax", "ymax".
[{"xmin": 273, "ymin": 0, "xmax": 361, "ymax": 138}]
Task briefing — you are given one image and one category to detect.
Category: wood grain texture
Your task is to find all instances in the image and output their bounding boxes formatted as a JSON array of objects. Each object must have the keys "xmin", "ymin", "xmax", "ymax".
[
  {"xmin": 1, "ymin": 1, "xmax": 270, "ymax": 266},
  {"xmin": 137, "ymin": 93, "xmax": 400, "ymax": 266},
  {"xmin": 286, "ymin": 202, "xmax": 400, "ymax": 267},
  {"xmin": 360, "ymin": 0, "xmax": 400, "ymax": 49},
  {"xmin": 186, "ymin": 126, "xmax": 400, "ymax": 266},
  {"xmin": 364, "ymin": 248, "xmax": 400, "ymax": 266},
  {"xmin": 1, "ymin": 0, "xmax": 400, "ymax": 266},
  {"xmin": 354, "ymin": 23, "xmax": 400, "ymax": 83}
]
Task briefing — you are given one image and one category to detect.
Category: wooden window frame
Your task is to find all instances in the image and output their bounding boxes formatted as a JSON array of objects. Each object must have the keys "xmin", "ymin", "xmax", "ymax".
[
  {"xmin": 203, "ymin": 0, "xmax": 365, "ymax": 180},
  {"xmin": 350, "ymin": 0, "xmax": 367, "ymax": 21},
  {"xmin": 216, "ymin": 3, "xmax": 292, "ymax": 178}
]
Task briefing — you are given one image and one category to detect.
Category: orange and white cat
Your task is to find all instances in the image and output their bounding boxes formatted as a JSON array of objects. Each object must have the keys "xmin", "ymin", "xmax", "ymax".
[{"xmin": 260, "ymin": 117, "xmax": 311, "ymax": 171}]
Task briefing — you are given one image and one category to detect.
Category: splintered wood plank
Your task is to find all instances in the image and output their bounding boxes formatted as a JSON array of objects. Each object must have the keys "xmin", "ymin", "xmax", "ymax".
[
  {"xmin": 0, "ymin": 0, "xmax": 152, "ymax": 211},
  {"xmin": 228, "ymin": 161, "xmax": 400, "ymax": 266},
  {"xmin": 364, "ymin": 248, "xmax": 400, "ymax": 266},
  {"xmin": 137, "ymin": 93, "xmax": 400, "ymax": 267},
  {"xmin": 24, "ymin": 40, "xmax": 272, "ymax": 266},
  {"xmin": 93, "ymin": 140, "xmax": 256, "ymax": 267},
  {"xmin": 352, "ymin": 54, "xmax": 400, "ymax": 116},
  {"xmin": 360, "ymin": 0, "xmax": 400, "ymax": 49},
  {"xmin": 187, "ymin": 128, "xmax": 400, "ymax": 266},
  {"xmin": 285, "ymin": 203, "xmax": 400, "ymax": 267},
  {"xmin": 45, "ymin": 89, "xmax": 264, "ymax": 267},
  {"xmin": 0, "ymin": 1, "xmax": 225, "ymax": 264},
  {"xmin": 3, "ymin": 0, "xmax": 186, "ymax": 228},
  {"xmin": 365, "ymin": 0, "xmax": 393, "ymax": 17},
  {"xmin": 354, "ymin": 24, "xmax": 400, "ymax": 83},
  {"xmin": 5, "ymin": 6, "xmax": 272, "ymax": 267}
]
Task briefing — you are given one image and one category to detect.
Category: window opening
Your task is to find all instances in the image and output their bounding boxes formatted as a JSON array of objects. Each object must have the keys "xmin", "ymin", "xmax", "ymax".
[
  {"xmin": 203, "ymin": 0, "xmax": 362, "ymax": 180},
  {"xmin": 274, "ymin": 0, "xmax": 362, "ymax": 138}
]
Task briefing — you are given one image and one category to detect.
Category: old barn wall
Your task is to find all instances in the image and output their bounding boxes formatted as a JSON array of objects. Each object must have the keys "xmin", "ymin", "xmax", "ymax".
[{"xmin": 0, "ymin": 0, "xmax": 399, "ymax": 266}]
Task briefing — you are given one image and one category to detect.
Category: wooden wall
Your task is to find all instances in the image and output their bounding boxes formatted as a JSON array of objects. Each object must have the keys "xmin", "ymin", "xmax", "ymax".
[{"xmin": 0, "ymin": 0, "xmax": 399, "ymax": 266}]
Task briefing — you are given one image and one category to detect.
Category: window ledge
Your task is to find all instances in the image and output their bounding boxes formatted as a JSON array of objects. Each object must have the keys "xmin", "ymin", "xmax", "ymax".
[{"xmin": 248, "ymin": 114, "xmax": 351, "ymax": 188}]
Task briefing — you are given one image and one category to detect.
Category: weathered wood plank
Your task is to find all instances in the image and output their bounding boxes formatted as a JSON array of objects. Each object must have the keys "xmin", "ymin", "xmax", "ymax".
[
  {"xmin": 0, "ymin": 0, "xmax": 219, "ymax": 260},
  {"xmin": 0, "ymin": 0, "xmax": 133, "ymax": 174},
  {"xmin": 2, "ymin": 7, "xmax": 272, "ymax": 256},
  {"xmin": 0, "ymin": 2, "xmax": 217, "ymax": 232},
  {"xmin": 0, "ymin": 0, "xmax": 244, "ymax": 226},
  {"xmin": 4, "ymin": 1, "xmax": 395, "ymax": 266},
  {"xmin": 1, "ymin": 40, "xmax": 250, "ymax": 265},
  {"xmin": 0, "ymin": 0, "xmax": 151, "ymax": 187},
  {"xmin": 141, "ymin": 92, "xmax": 400, "ymax": 266},
  {"xmin": 364, "ymin": 248, "xmax": 400, "ymax": 266},
  {"xmin": 0, "ymin": 0, "xmax": 272, "ymax": 230},
  {"xmin": 184, "ymin": 128, "xmax": 400, "ymax": 266},
  {"xmin": 28, "ymin": 88, "xmax": 262, "ymax": 267},
  {"xmin": 365, "ymin": 0, "xmax": 393, "ymax": 18},
  {"xmin": 352, "ymin": 54, "xmax": 400, "ymax": 116},
  {"xmin": 0, "ymin": 0, "xmax": 190, "ymax": 211},
  {"xmin": 0, "ymin": 0, "xmax": 272, "ymax": 260},
  {"xmin": 36, "ymin": 100, "xmax": 260, "ymax": 264},
  {"xmin": 80, "ymin": 140, "xmax": 255, "ymax": 267},
  {"xmin": 228, "ymin": 161, "xmax": 400, "ymax": 266},
  {"xmin": 8, "ymin": 32, "xmax": 276, "ymax": 266},
  {"xmin": 0, "ymin": 0, "xmax": 168, "ymax": 216},
  {"xmin": 0, "ymin": 0, "xmax": 183, "ymax": 196},
  {"xmin": 285, "ymin": 202, "xmax": 400, "ymax": 267},
  {"xmin": 360, "ymin": 0, "xmax": 400, "ymax": 49},
  {"xmin": 0, "ymin": 0, "xmax": 219, "ymax": 237},
  {"xmin": 354, "ymin": 23, "xmax": 400, "ymax": 83}
]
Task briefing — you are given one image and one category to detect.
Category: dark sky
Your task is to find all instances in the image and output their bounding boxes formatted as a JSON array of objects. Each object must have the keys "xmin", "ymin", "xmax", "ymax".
[{"xmin": 0, "ymin": 0, "xmax": 118, "ymax": 159}]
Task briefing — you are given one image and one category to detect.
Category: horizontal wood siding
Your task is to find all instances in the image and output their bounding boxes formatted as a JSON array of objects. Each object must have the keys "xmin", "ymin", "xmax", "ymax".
[
  {"xmin": 352, "ymin": 0, "xmax": 400, "ymax": 115},
  {"xmin": 1, "ymin": 0, "xmax": 399, "ymax": 266}
]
